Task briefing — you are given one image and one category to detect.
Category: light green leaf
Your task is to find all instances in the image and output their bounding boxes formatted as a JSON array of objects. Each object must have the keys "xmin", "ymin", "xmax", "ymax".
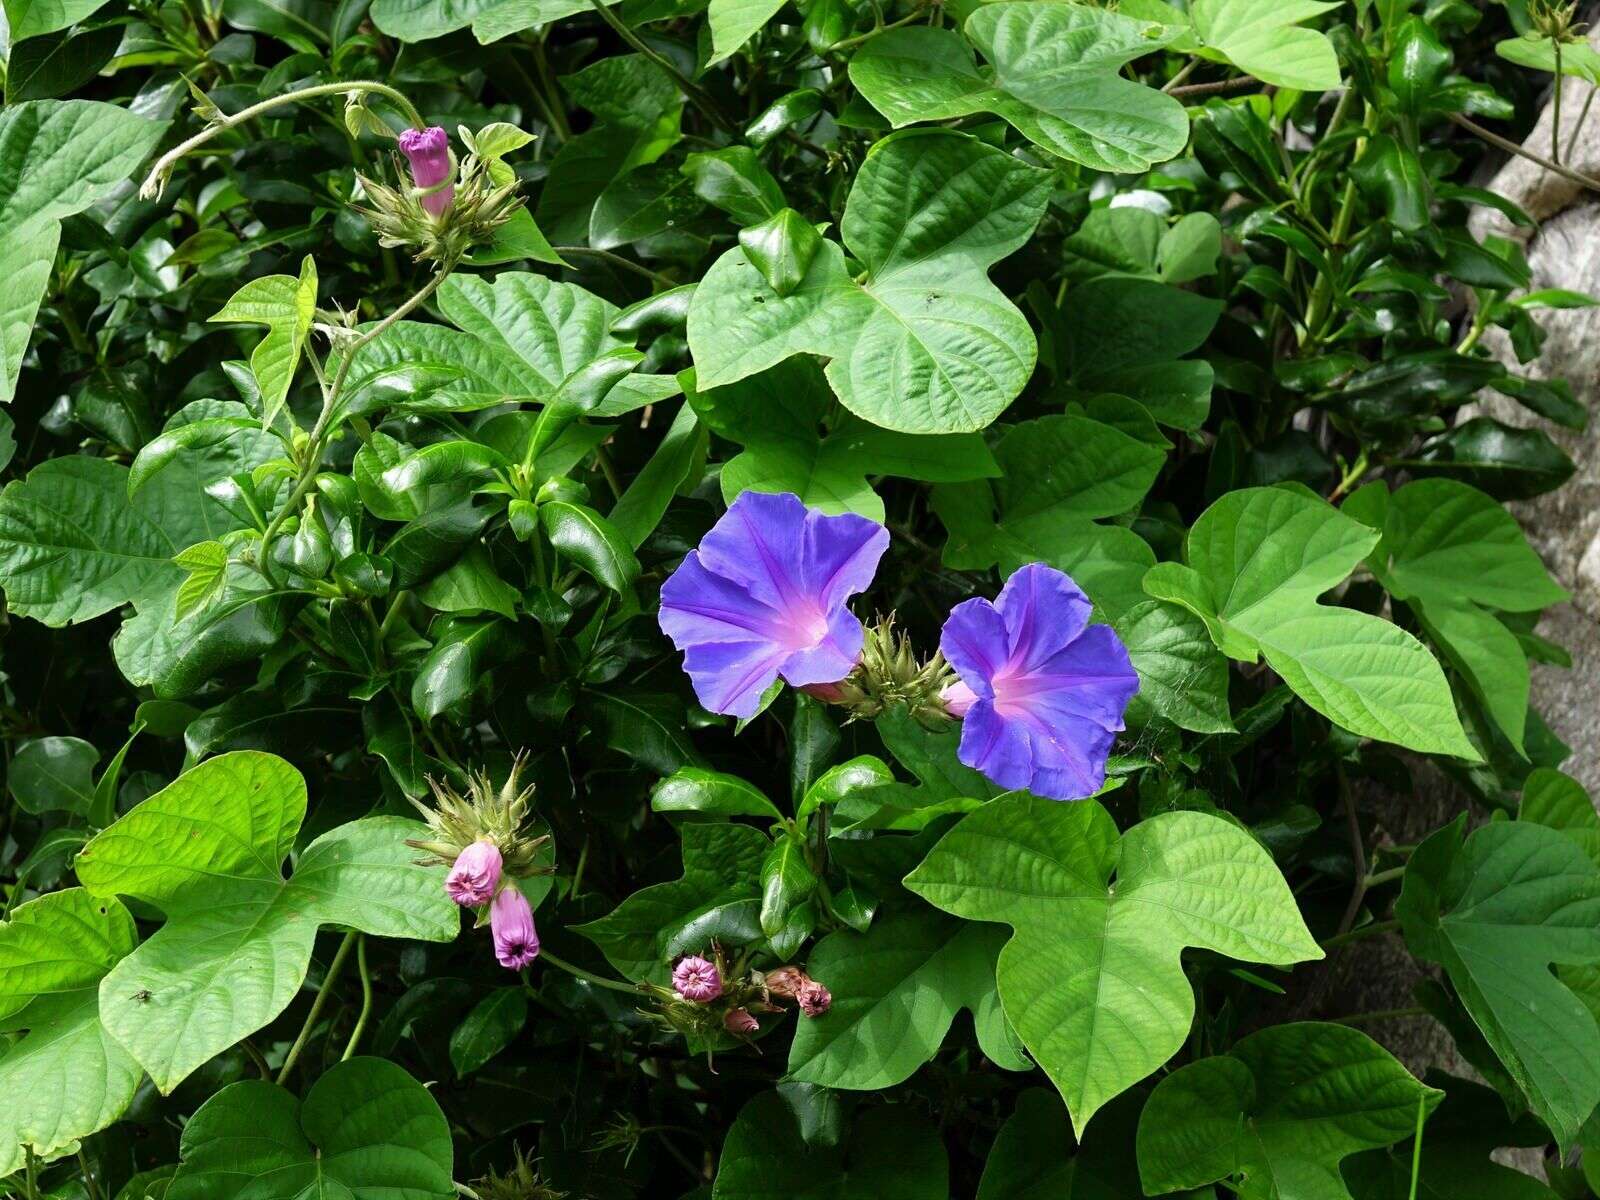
[
  {"xmin": 0, "ymin": 457, "xmax": 217, "ymax": 626},
  {"xmin": 1190, "ymin": 0, "xmax": 1341, "ymax": 91},
  {"xmin": 906, "ymin": 795, "xmax": 1321, "ymax": 1133},
  {"xmin": 75, "ymin": 752, "xmax": 458, "ymax": 1092},
  {"xmin": 3, "ymin": 0, "xmax": 114, "ymax": 38},
  {"xmin": 0, "ymin": 889, "xmax": 143, "ymax": 1176},
  {"xmin": 1146, "ymin": 486, "xmax": 1478, "ymax": 758},
  {"xmin": 708, "ymin": 0, "xmax": 786, "ymax": 63},
  {"xmin": 577, "ymin": 822, "xmax": 768, "ymax": 982},
  {"xmin": 713, "ymin": 1091, "xmax": 948, "ymax": 1200},
  {"xmin": 209, "ymin": 256, "xmax": 317, "ymax": 426},
  {"xmin": 688, "ymin": 131, "xmax": 1050, "ymax": 434},
  {"xmin": 1519, "ymin": 768, "xmax": 1600, "ymax": 866},
  {"xmin": 166, "ymin": 1057, "xmax": 454, "ymax": 1200},
  {"xmin": 786, "ymin": 909, "xmax": 1027, "ymax": 1090},
  {"xmin": 1397, "ymin": 817, "xmax": 1600, "ymax": 1147},
  {"xmin": 172, "ymin": 541, "xmax": 230, "ymax": 621},
  {"xmin": 850, "ymin": 4, "xmax": 1187, "ymax": 173},
  {"xmin": 1137, "ymin": 1022, "xmax": 1440, "ymax": 1199},
  {"xmin": 0, "ymin": 100, "xmax": 164, "ymax": 403},
  {"xmin": 1496, "ymin": 33, "xmax": 1600, "ymax": 83}
]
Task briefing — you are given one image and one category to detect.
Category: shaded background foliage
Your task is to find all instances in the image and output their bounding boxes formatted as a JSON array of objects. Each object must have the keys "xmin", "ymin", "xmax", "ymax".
[{"xmin": 1, "ymin": 0, "xmax": 1598, "ymax": 1196}]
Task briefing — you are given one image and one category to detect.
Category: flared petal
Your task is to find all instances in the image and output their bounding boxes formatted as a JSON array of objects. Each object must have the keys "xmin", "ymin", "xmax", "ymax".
[
  {"xmin": 659, "ymin": 551, "xmax": 787, "ymax": 648},
  {"xmin": 939, "ymin": 596, "xmax": 1009, "ymax": 697},
  {"xmin": 800, "ymin": 505, "xmax": 891, "ymax": 610},
  {"xmin": 694, "ymin": 491, "xmax": 810, "ymax": 615},
  {"xmin": 1019, "ymin": 625, "xmax": 1141, "ymax": 733},
  {"xmin": 680, "ymin": 639, "xmax": 789, "ymax": 718},
  {"xmin": 957, "ymin": 700, "xmax": 1034, "ymax": 791},
  {"xmin": 1024, "ymin": 717, "xmax": 1118, "ymax": 801},
  {"xmin": 995, "ymin": 562, "xmax": 1094, "ymax": 673},
  {"xmin": 780, "ymin": 605, "xmax": 865, "ymax": 687}
]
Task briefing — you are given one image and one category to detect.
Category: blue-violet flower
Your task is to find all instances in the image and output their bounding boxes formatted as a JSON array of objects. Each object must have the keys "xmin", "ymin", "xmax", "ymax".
[
  {"xmin": 940, "ymin": 563, "xmax": 1139, "ymax": 801},
  {"xmin": 658, "ymin": 491, "xmax": 889, "ymax": 718}
]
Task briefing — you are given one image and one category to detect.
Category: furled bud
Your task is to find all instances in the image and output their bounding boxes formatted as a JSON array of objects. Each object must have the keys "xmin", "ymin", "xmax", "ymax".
[
  {"xmin": 797, "ymin": 979, "xmax": 832, "ymax": 1017},
  {"xmin": 940, "ymin": 680, "xmax": 977, "ymax": 719},
  {"xmin": 490, "ymin": 886, "xmax": 539, "ymax": 970},
  {"xmin": 724, "ymin": 1007, "xmax": 759, "ymax": 1035},
  {"xmin": 672, "ymin": 955, "xmax": 723, "ymax": 1002},
  {"xmin": 762, "ymin": 965, "xmax": 807, "ymax": 999},
  {"xmin": 445, "ymin": 838, "xmax": 502, "ymax": 906},
  {"xmin": 398, "ymin": 125, "xmax": 454, "ymax": 216}
]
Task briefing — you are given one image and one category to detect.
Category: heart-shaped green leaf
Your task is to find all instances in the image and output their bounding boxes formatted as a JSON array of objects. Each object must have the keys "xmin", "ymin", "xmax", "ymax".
[
  {"xmin": 0, "ymin": 889, "xmax": 143, "ymax": 1176},
  {"xmin": 850, "ymin": 3, "xmax": 1187, "ymax": 173},
  {"xmin": 75, "ymin": 751, "xmax": 458, "ymax": 1092},
  {"xmin": 907, "ymin": 794, "xmax": 1321, "ymax": 1133},
  {"xmin": 688, "ymin": 130, "xmax": 1050, "ymax": 434},
  {"xmin": 1137, "ymin": 1022, "xmax": 1441, "ymax": 1199},
  {"xmin": 166, "ymin": 1056, "xmax": 454, "ymax": 1199}
]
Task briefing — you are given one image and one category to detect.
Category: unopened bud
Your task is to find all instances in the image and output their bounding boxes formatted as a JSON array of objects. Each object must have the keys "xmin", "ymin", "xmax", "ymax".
[
  {"xmin": 724, "ymin": 1007, "xmax": 759, "ymax": 1035},
  {"xmin": 490, "ymin": 886, "xmax": 539, "ymax": 970},
  {"xmin": 398, "ymin": 125, "xmax": 455, "ymax": 216},
  {"xmin": 672, "ymin": 955, "xmax": 723, "ymax": 1002},
  {"xmin": 797, "ymin": 979, "xmax": 832, "ymax": 1017},
  {"xmin": 446, "ymin": 838, "xmax": 502, "ymax": 907},
  {"xmin": 763, "ymin": 965, "xmax": 807, "ymax": 999}
]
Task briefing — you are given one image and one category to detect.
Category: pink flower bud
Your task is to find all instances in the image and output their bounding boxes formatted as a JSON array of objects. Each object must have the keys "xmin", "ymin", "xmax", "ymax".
[
  {"xmin": 397, "ymin": 125, "xmax": 454, "ymax": 217},
  {"xmin": 672, "ymin": 955, "xmax": 723, "ymax": 1002},
  {"xmin": 445, "ymin": 838, "xmax": 502, "ymax": 907},
  {"xmin": 799, "ymin": 681, "xmax": 847, "ymax": 704},
  {"xmin": 724, "ymin": 1007, "xmax": 759, "ymax": 1035},
  {"xmin": 940, "ymin": 680, "xmax": 977, "ymax": 719},
  {"xmin": 797, "ymin": 979, "xmax": 831, "ymax": 1017},
  {"xmin": 490, "ymin": 886, "xmax": 539, "ymax": 970},
  {"xmin": 762, "ymin": 965, "xmax": 807, "ymax": 999}
]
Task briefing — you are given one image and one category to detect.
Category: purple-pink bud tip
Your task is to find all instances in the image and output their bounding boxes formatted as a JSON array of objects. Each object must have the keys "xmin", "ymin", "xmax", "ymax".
[
  {"xmin": 672, "ymin": 955, "xmax": 723, "ymax": 1002},
  {"xmin": 446, "ymin": 838, "xmax": 502, "ymax": 907},
  {"xmin": 797, "ymin": 979, "xmax": 831, "ymax": 1017},
  {"xmin": 724, "ymin": 1007, "xmax": 759, "ymax": 1035},
  {"xmin": 940, "ymin": 680, "xmax": 977, "ymax": 719},
  {"xmin": 490, "ymin": 885, "xmax": 539, "ymax": 970},
  {"xmin": 397, "ymin": 125, "xmax": 454, "ymax": 217}
]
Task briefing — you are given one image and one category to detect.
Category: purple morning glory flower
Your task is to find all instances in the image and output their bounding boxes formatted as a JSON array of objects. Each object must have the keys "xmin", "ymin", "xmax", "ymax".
[
  {"xmin": 398, "ymin": 125, "xmax": 454, "ymax": 217},
  {"xmin": 658, "ymin": 492, "xmax": 889, "ymax": 719},
  {"xmin": 940, "ymin": 563, "xmax": 1139, "ymax": 801}
]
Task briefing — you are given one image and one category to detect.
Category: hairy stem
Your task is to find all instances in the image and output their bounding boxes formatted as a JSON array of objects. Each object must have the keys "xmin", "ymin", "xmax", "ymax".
[
  {"xmin": 538, "ymin": 949, "xmax": 645, "ymax": 996},
  {"xmin": 141, "ymin": 80, "xmax": 425, "ymax": 198},
  {"xmin": 1449, "ymin": 111, "xmax": 1600, "ymax": 194}
]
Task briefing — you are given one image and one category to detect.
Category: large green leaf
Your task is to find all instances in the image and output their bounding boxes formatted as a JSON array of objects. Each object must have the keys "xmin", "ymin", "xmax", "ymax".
[
  {"xmin": 934, "ymin": 413, "xmax": 1164, "ymax": 616},
  {"xmin": 207, "ymin": 257, "xmax": 317, "ymax": 427},
  {"xmin": 1117, "ymin": 600, "xmax": 1235, "ymax": 733},
  {"xmin": 850, "ymin": 3, "xmax": 1187, "ymax": 173},
  {"xmin": 0, "ymin": 100, "xmax": 164, "ymax": 403},
  {"xmin": 3, "ymin": 0, "xmax": 115, "ymax": 39},
  {"xmin": 1190, "ymin": 0, "xmax": 1341, "ymax": 90},
  {"xmin": 0, "ymin": 889, "xmax": 143, "ymax": 1176},
  {"xmin": 166, "ymin": 1056, "xmax": 454, "ymax": 1200},
  {"xmin": 688, "ymin": 130, "xmax": 1050, "ymax": 434},
  {"xmin": 707, "ymin": 0, "xmax": 786, "ymax": 63},
  {"xmin": 906, "ymin": 795, "xmax": 1321, "ymax": 1133},
  {"xmin": 576, "ymin": 822, "xmax": 768, "ymax": 982},
  {"xmin": 75, "ymin": 752, "xmax": 458, "ymax": 1092},
  {"xmin": 713, "ymin": 1091, "xmax": 948, "ymax": 1200},
  {"xmin": 1144, "ymin": 486, "xmax": 1477, "ymax": 758},
  {"xmin": 688, "ymin": 359, "xmax": 1000, "ymax": 521},
  {"xmin": 1397, "ymin": 817, "xmax": 1600, "ymax": 1148},
  {"xmin": 786, "ymin": 909, "xmax": 1027, "ymax": 1089},
  {"xmin": 0, "ymin": 457, "xmax": 218, "ymax": 626},
  {"xmin": 1137, "ymin": 1022, "xmax": 1441, "ymax": 1199},
  {"xmin": 1350, "ymin": 478, "xmax": 1565, "ymax": 752}
]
